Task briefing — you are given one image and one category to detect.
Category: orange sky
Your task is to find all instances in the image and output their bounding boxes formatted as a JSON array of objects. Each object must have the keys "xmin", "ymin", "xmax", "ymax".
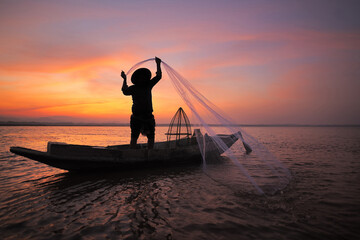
[{"xmin": 0, "ymin": 0, "xmax": 359, "ymax": 124}]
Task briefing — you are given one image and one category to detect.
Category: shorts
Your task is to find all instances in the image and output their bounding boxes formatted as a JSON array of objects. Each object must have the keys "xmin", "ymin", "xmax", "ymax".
[{"xmin": 130, "ymin": 114, "xmax": 155, "ymax": 139}]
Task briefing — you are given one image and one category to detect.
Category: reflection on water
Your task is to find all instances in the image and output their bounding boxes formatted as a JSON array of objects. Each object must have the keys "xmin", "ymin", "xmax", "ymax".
[
  {"xmin": 31, "ymin": 166, "xmax": 200, "ymax": 239},
  {"xmin": 0, "ymin": 126, "xmax": 360, "ymax": 239}
]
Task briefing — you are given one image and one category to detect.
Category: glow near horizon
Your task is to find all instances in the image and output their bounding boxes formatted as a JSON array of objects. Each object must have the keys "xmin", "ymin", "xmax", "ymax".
[{"xmin": 0, "ymin": 0, "xmax": 359, "ymax": 124}]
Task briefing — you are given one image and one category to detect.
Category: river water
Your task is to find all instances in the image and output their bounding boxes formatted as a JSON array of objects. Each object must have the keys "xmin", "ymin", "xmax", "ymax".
[{"xmin": 0, "ymin": 126, "xmax": 359, "ymax": 239}]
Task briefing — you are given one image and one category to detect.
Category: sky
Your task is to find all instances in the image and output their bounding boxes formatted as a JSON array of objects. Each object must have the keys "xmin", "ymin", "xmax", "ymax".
[{"xmin": 0, "ymin": 0, "xmax": 359, "ymax": 124}]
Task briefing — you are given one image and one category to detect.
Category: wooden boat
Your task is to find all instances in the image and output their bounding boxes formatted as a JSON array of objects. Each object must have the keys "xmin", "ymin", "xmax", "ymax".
[{"xmin": 9, "ymin": 129, "xmax": 241, "ymax": 172}]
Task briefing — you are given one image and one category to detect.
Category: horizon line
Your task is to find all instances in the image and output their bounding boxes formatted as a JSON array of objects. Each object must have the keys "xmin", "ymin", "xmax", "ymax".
[{"xmin": 0, "ymin": 121, "xmax": 359, "ymax": 127}]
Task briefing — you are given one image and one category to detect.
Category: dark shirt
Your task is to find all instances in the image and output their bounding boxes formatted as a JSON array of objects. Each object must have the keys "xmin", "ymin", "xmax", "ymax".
[{"xmin": 122, "ymin": 73, "xmax": 161, "ymax": 116}]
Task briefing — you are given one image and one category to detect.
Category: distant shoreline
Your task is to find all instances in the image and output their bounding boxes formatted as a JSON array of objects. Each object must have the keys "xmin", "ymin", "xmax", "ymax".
[{"xmin": 0, "ymin": 122, "xmax": 359, "ymax": 127}]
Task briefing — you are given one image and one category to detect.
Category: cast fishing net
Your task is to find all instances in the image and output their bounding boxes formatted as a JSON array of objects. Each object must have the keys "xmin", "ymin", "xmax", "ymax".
[{"xmin": 126, "ymin": 58, "xmax": 291, "ymax": 195}]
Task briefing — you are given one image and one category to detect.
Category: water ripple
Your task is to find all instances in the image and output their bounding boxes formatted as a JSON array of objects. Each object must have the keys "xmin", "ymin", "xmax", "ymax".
[{"xmin": 0, "ymin": 126, "xmax": 359, "ymax": 239}]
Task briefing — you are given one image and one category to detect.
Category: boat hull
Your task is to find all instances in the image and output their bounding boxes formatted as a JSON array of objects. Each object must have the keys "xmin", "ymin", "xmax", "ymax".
[
  {"xmin": 10, "ymin": 145, "xmax": 203, "ymax": 171},
  {"xmin": 9, "ymin": 131, "xmax": 240, "ymax": 171}
]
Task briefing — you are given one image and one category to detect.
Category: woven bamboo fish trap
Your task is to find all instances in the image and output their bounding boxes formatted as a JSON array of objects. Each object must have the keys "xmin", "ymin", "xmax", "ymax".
[{"xmin": 166, "ymin": 107, "xmax": 192, "ymax": 144}]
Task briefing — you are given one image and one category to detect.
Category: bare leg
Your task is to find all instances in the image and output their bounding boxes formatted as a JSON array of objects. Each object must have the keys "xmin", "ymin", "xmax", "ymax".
[
  {"xmin": 130, "ymin": 132, "xmax": 140, "ymax": 149},
  {"xmin": 147, "ymin": 137, "xmax": 154, "ymax": 149}
]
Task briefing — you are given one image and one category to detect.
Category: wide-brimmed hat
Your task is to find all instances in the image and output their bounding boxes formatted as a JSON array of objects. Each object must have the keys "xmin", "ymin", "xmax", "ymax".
[{"xmin": 131, "ymin": 68, "xmax": 152, "ymax": 85}]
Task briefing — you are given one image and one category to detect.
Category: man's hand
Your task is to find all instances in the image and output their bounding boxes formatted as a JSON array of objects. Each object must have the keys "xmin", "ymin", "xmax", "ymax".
[
  {"xmin": 155, "ymin": 57, "xmax": 161, "ymax": 65},
  {"xmin": 121, "ymin": 71, "xmax": 126, "ymax": 80}
]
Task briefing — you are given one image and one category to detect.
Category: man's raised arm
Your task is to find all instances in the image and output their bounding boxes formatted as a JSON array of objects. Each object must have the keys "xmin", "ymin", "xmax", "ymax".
[
  {"xmin": 150, "ymin": 57, "xmax": 162, "ymax": 87},
  {"xmin": 121, "ymin": 71, "xmax": 131, "ymax": 95}
]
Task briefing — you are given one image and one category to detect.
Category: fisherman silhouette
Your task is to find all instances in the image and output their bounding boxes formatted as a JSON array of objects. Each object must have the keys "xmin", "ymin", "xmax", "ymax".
[{"xmin": 121, "ymin": 57, "xmax": 162, "ymax": 149}]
